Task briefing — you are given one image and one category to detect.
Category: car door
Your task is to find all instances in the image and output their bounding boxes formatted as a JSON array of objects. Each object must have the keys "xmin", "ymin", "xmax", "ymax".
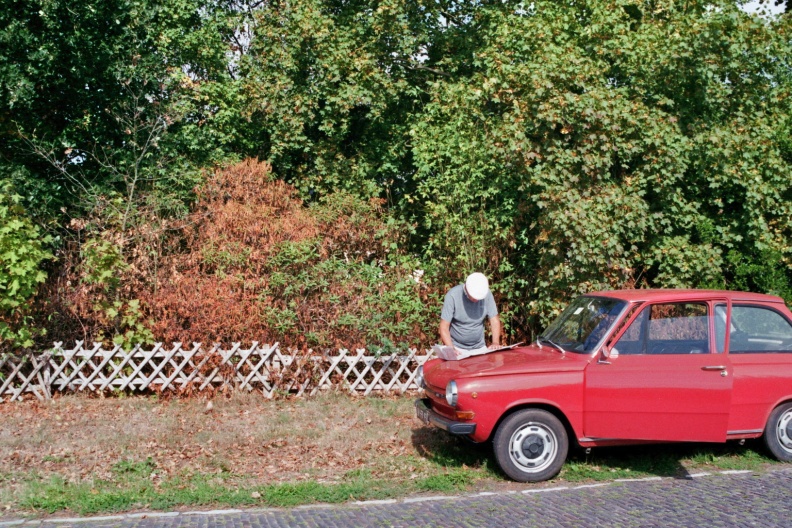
[
  {"xmin": 724, "ymin": 303, "xmax": 792, "ymax": 434},
  {"xmin": 584, "ymin": 300, "xmax": 733, "ymax": 442}
]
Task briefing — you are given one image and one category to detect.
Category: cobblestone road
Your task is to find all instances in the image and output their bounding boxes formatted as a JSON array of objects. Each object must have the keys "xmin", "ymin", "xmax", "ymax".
[{"xmin": 4, "ymin": 468, "xmax": 791, "ymax": 527}]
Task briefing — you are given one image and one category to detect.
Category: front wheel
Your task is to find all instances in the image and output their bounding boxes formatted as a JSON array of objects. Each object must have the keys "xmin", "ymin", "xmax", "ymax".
[
  {"xmin": 764, "ymin": 402, "xmax": 792, "ymax": 462},
  {"xmin": 492, "ymin": 409, "xmax": 568, "ymax": 482}
]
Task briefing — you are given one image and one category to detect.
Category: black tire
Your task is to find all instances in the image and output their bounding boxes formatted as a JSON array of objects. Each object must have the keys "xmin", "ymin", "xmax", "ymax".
[
  {"xmin": 493, "ymin": 409, "xmax": 568, "ymax": 482},
  {"xmin": 764, "ymin": 402, "xmax": 792, "ymax": 462}
]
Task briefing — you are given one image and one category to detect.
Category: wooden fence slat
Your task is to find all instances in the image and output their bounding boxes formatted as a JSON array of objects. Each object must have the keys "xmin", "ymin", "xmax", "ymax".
[
  {"xmin": 394, "ymin": 350, "xmax": 430, "ymax": 394},
  {"xmin": 141, "ymin": 343, "xmax": 181, "ymax": 390},
  {"xmin": 338, "ymin": 349, "xmax": 367, "ymax": 393},
  {"xmin": 56, "ymin": 342, "xmax": 103, "ymax": 391},
  {"xmin": 198, "ymin": 343, "xmax": 240, "ymax": 391},
  {"xmin": 38, "ymin": 352, "xmax": 52, "ymax": 400},
  {"xmin": 129, "ymin": 344, "xmax": 161, "ymax": 392},
  {"xmin": 158, "ymin": 343, "xmax": 201, "ymax": 391},
  {"xmin": 0, "ymin": 343, "xmax": 434, "ymax": 399},
  {"xmin": 0, "ymin": 356, "xmax": 29, "ymax": 400},
  {"xmin": 384, "ymin": 353, "xmax": 413, "ymax": 393},
  {"xmin": 98, "ymin": 343, "xmax": 141, "ymax": 391},
  {"xmin": 402, "ymin": 352, "xmax": 429, "ymax": 391},
  {"xmin": 271, "ymin": 346, "xmax": 297, "ymax": 390},
  {"xmin": 178, "ymin": 343, "xmax": 220, "ymax": 390},
  {"xmin": 51, "ymin": 343, "xmax": 83, "ymax": 391},
  {"xmin": 10, "ymin": 353, "xmax": 49, "ymax": 401},
  {"xmin": 310, "ymin": 351, "xmax": 348, "ymax": 396},
  {"xmin": 240, "ymin": 343, "xmax": 278, "ymax": 394},
  {"xmin": 363, "ymin": 356, "xmax": 392, "ymax": 396},
  {"xmin": 47, "ymin": 342, "xmax": 80, "ymax": 382},
  {"xmin": 226, "ymin": 342, "xmax": 258, "ymax": 391},
  {"xmin": 78, "ymin": 344, "xmax": 121, "ymax": 391}
]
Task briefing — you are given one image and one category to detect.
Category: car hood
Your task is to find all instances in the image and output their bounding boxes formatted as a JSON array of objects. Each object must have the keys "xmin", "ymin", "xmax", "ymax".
[{"xmin": 424, "ymin": 344, "xmax": 588, "ymax": 389}]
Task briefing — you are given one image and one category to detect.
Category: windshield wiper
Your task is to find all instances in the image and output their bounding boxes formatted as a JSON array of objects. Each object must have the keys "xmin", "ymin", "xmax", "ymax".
[{"xmin": 538, "ymin": 336, "xmax": 566, "ymax": 354}]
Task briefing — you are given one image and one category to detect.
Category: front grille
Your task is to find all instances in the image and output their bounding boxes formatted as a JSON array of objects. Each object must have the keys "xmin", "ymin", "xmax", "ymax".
[{"xmin": 425, "ymin": 388, "xmax": 455, "ymax": 418}]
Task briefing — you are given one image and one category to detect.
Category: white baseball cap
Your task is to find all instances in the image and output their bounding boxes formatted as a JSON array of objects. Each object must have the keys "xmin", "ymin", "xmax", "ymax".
[{"xmin": 465, "ymin": 272, "xmax": 490, "ymax": 301}]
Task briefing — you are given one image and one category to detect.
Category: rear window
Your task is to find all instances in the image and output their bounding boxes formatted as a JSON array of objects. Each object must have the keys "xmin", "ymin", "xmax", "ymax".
[{"xmin": 729, "ymin": 305, "xmax": 792, "ymax": 354}]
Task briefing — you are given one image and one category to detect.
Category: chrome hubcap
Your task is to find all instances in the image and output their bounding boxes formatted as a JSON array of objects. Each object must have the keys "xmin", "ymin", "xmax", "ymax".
[{"xmin": 509, "ymin": 422, "xmax": 558, "ymax": 474}]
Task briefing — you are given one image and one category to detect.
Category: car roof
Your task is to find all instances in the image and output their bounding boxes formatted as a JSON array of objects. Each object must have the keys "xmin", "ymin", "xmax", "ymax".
[{"xmin": 586, "ymin": 289, "xmax": 786, "ymax": 304}]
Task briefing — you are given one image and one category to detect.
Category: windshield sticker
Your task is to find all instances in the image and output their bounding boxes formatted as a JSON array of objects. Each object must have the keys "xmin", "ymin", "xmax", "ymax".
[{"xmin": 573, "ymin": 307, "xmax": 584, "ymax": 315}]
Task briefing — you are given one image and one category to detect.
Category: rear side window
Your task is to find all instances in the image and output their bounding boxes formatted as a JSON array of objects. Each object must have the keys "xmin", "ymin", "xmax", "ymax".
[
  {"xmin": 729, "ymin": 305, "xmax": 792, "ymax": 354},
  {"xmin": 715, "ymin": 304, "xmax": 727, "ymax": 353},
  {"xmin": 613, "ymin": 302, "xmax": 710, "ymax": 355}
]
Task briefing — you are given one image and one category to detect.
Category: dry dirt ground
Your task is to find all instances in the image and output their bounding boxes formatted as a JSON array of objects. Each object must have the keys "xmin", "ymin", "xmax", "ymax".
[{"xmin": 0, "ymin": 392, "xmax": 456, "ymax": 491}]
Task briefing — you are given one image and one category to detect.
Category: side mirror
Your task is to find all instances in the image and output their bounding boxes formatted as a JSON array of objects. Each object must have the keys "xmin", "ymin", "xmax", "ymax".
[{"xmin": 599, "ymin": 345, "xmax": 619, "ymax": 364}]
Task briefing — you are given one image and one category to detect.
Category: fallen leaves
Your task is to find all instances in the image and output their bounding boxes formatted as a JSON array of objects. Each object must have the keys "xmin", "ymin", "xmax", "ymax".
[{"xmin": 0, "ymin": 392, "xmax": 427, "ymax": 487}]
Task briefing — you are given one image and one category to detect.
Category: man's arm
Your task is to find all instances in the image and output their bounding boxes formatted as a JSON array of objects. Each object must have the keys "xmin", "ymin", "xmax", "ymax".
[
  {"xmin": 488, "ymin": 315, "xmax": 502, "ymax": 349},
  {"xmin": 439, "ymin": 319, "xmax": 454, "ymax": 347}
]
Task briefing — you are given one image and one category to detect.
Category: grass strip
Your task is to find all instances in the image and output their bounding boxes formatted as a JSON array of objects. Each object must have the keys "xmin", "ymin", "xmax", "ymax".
[
  {"xmin": 9, "ymin": 441, "xmax": 779, "ymax": 516},
  {"xmin": 14, "ymin": 470, "xmax": 481, "ymax": 515}
]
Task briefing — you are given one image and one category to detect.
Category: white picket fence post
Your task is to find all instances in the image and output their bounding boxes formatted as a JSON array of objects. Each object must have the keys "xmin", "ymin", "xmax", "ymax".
[{"xmin": 0, "ymin": 343, "xmax": 434, "ymax": 401}]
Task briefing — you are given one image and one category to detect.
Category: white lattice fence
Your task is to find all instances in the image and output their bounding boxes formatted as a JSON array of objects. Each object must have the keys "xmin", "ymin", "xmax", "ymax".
[{"xmin": 0, "ymin": 342, "xmax": 434, "ymax": 401}]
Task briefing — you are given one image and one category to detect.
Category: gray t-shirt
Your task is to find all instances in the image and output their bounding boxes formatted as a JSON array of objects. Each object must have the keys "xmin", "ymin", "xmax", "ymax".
[{"xmin": 440, "ymin": 284, "xmax": 498, "ymax": 350}]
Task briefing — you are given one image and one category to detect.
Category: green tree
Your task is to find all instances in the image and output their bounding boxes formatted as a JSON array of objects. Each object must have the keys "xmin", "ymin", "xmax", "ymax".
[
  {"xmin": 240, "ymin": 0, "xmax": 503, "ymax": 200},
  {"xmin": 0, "ymin": 0, "xmax": 246, "ymax": 220},
  {"xmin": 2, "ymin": 0, "xmax": 790, "ymax": 349},
  {"xmin": 410, "ymin": 0, "xmax": 792, "ymax": 335},
  {"xmin": 0, "ymin": 0, "xmax": 251, "ymax": 346}
]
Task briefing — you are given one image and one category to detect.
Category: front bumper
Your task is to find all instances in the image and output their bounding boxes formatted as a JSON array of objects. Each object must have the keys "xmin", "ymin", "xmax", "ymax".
[{"xmin": 414, "ymin": 398, "xmax": 477, "ymax": 435}]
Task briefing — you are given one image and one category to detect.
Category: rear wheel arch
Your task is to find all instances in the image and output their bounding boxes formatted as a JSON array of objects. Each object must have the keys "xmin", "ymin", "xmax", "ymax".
[{"xmin": 761, "ymin": 396, "xmax": 792, "ymax": 426}]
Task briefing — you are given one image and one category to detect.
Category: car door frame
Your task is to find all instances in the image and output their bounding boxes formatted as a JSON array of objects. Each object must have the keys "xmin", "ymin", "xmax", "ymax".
[
  {"xmin": 582, "ymin": 296, "xmax": 734, "ymax": 443},
  {"xmin": 725, "ymin": 301, "xmax": 792, "ymax": 436}
]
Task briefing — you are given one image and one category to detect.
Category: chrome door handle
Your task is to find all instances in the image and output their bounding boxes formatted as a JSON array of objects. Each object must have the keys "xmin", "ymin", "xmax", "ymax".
[{"xmin": 701, "ymin": 366, "xmax": 726, "ymax": 371}]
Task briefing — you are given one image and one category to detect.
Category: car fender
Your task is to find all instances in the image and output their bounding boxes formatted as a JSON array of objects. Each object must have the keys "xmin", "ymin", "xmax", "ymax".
[{"xmin": 456, "ymin": 370, "xmax": 585, "ymax": 443}]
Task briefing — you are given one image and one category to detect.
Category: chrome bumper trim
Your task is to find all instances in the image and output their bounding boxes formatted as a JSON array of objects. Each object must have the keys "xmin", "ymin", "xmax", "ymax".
[{"xmin": 415, "ymin": 398, "xmax": 476, "ymax": 436}]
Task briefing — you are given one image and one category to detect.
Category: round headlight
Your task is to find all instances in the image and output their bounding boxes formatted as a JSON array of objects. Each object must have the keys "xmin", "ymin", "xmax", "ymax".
[
  {"xmin": 445, "ymin": 380, "xmax": 458, "ymax": 407},
  {"xmin": 416, "ymin": 365, "xmax": 425, "ymax": 389}
]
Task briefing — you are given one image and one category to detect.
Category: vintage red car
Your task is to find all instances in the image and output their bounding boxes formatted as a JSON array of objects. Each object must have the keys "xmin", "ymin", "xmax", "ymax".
[{"xmin": 415, "ymin": 289, "xmax": 792, "ymax": 482}]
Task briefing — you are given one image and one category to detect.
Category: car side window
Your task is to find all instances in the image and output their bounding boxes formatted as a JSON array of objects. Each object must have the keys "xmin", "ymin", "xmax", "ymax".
[
  {"xmin": 729, "ymin": 305, "xmax": 792, "ymax": 354},
  {"xmin": 611, "ymin": 306, "xmax": 647, "ymax": 355},
  {"xmin": 613, "ymin": 302, "xmax": 710, "ymax": 355},
  {"xmin": 715, "ymin": 304, "xmax": 727, "ymax": 354}
]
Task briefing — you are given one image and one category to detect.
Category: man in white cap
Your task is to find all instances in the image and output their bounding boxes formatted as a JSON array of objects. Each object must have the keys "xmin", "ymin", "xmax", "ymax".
[{"xmin": 439, "ymin": 272, "xmax": 502, "ymax": 351}]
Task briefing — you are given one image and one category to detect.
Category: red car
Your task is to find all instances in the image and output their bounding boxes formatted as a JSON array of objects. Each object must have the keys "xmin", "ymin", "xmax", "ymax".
[{"xmin": 416, "ymin": 289, "xmax": 792, "ymax": 482}]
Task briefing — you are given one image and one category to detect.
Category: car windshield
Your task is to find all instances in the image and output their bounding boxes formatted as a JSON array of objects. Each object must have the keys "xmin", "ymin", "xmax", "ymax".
[{"xmin": 539, "ymin": 296, "xmax": 628, "ymax": 354}]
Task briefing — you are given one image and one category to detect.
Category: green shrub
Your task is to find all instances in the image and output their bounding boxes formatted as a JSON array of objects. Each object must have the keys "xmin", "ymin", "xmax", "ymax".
[{"xmin": 0, "ymin": 182, "xmax": 52, "ymax": 347}]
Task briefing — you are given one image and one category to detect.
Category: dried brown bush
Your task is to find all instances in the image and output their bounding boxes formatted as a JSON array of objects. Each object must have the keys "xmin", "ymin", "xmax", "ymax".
[
  {"xmin": 41, "ymin": 159, "xmax": 436, "ymax": 351},
  {"xmin": 151, "ymin": 159, "xmax": 434, "ymax": 349}
]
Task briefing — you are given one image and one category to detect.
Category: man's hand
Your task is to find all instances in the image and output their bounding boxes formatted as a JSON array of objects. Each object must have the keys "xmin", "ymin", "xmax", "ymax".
[{"xmin": 488, "ymin": 315, "xmax": 502, "ymax": 350}]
